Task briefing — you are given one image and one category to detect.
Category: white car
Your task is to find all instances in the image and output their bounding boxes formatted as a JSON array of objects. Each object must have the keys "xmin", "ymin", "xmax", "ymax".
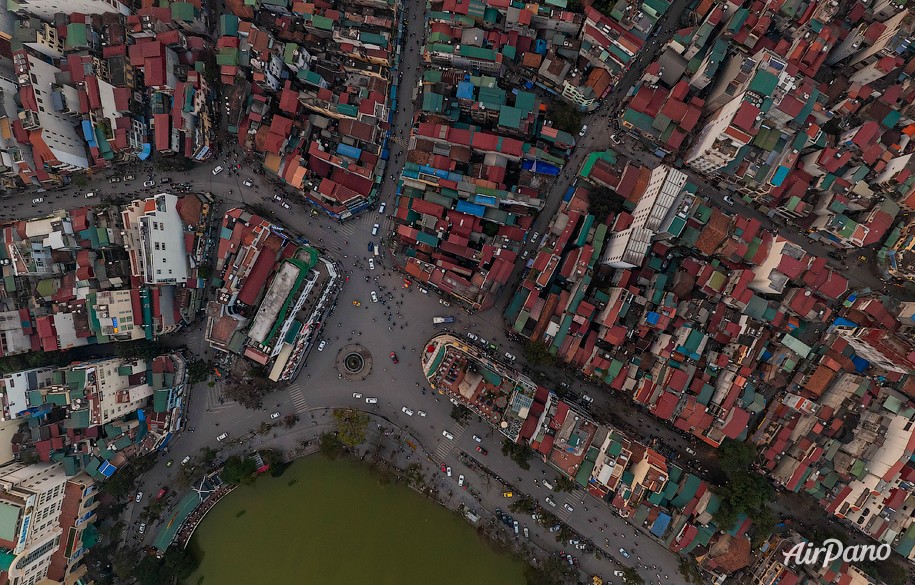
[
  {"xmin": 353, "ymin": 393, "xmax": 363, "ymax": 399},
  {"xmin": 472, "ymin": 434, "xmax": 482, "ymax": 443},
  {"xmin": 504, "ymin": 352, "xmax": 516, "ymax": 362},
  {"xmin": 124, "ymin": 174, "xmax": 135, "ymax": 181},
  {"xmin": 270, "ymin": 412, "xmax": 280, "ymax": 419},
  {"xmin": 563, "ymin": 503, "xmax": 574, "ymax": 512},
  {"xmin": 135, "ymin": 492, "xmax": 144, "ymax": 503},
  {"xmin": 545, "ymin": 497, "xmax": 556, "ymax": 507},
  {"xmin": 212, "ymin": 166, "xmax": 224, "ymax": 175},
  {"xmin": 109, "ymin": 176, "xmax": 121, "ymax": 183},
  {"xmin": 417, "ymin": 410, "xmax": 427, "ymax": 417},
  {"xmin": 723, "ymin": 195, "xmax": 735, "ymax": 206},
  {"xmin": 402, "ymin": 407, "xmax": 414, "ymax": 416},
  {"xmin": 371, "ymin": 291, "xmax": 378, "ymax": 302},
  {"xmin": 467, "ymin": 332, "xmax": 479, "ymax": 342},
  {"xmin": 243, "ymin": 179, "xmax": 253, "ymax": 187},
  {"xmin": 317, "ymin": 340, "xmax": 327, "ymax": 351},
  {"xmin": 32, "ymin": 197, "xmax": 43, "ymax": 204},
  {"xmin": 610, "ymin": 134, "xmax": 621, "ymax": 145},
  {"xmin": 217, "ymin": 432, "xmax": 228, "ymax": 441},
  {"xmin": 139, "ymin": 523, "xmax": 147, "ymax": 534},
  {"xmin": 368, "ymin": 258, "xmax": 375, "ymax": 270},
  {"xmin": 614, "ymin": 571, "xmax": 624, "ymax": 577},
  {"xmin": 365, "ymin": 397, "xmax": 378, "ymax": 404},
  {"xmin": 442, "ymin": 430, "xmax": 454, "ymax": 440},
  {"xmin": 143, "ymin": 180, "xmax": 155, "ymax": 187},
  {"xmin": 458, "ymin": 474, "xmax": 465, "ymax": 487},
  {"xmin": 181, "ymin": 455, "xmax": 191, "ymax": 465},
  {"xmin": 439, "ymin": 299, "xmax": 450, "ymax": 306},
  {"xmin": 686, "ymin": 447, "xmax": 696, "ymax": 455},
  {"xmin": 531, "ymin": 232, "xmax": 539, "ymax": 243},
  {"xmin": 420, "ymin": 287, "xmax": 429, "ymax": 294},
  {"xmin": 582, "ymin": 394, "xmax": 594, "ymax": 403},
  {"xmin": 578, "ymin": 124, "xmax": 588, "ymax": 137},
  {"xmin": 281, "ymin": 202, "xmax": 290, "ymax": 209},
  {"xmin": 446, "ymin": 466, "xmax": 452, "ymax": 477},
  {"xmin": 619, "ymin": 547, "xmax": 631, "ymax": 558},
  {"xmin": 378, "ymin": 202, "xmax": 386, "ymax": 214},
  {"xmin": 372, "ymin": 223, "xmax": 380, "ymax": 236}
]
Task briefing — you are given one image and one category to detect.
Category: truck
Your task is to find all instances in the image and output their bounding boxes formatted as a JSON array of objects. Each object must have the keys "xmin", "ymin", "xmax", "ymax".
[{"xmin": 433, "ymin": 316, "xmax": 455, "ymax": 325}]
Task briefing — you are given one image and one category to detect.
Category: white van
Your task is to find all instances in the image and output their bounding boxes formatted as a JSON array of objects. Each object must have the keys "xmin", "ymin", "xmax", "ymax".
[
  {"xmin": 372, "ymin": 223, "xmax": 380, "ymax": 236},
  {"xmin": 85, "ymin": 192, "xmax": 96, "ymax": 199},
  {"xmin": 542, "ymin": 480, "xmax": 554, "ymax": 491},
  {"xmin": 373, "ymin": 246, "xmax": 380, "ymax": 257}
]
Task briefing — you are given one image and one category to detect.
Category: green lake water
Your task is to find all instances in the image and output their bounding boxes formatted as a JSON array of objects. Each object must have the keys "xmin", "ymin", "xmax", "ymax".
[{"xmin": 188, "ymin": 456, "xmax": 526, "ymax": 585}]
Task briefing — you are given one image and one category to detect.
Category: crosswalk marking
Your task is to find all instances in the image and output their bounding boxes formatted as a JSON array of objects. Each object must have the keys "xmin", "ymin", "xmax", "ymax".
[
  {"xmin": 433, "ymin": 424, "xmax": 465, "ymax": 462},
  {"xmin": 555, "ymin": 492, "xmax": 581, "ymax": 522},
  {"xmin": 206, "ymin": 384, "xmax": 236, "ymax": 412},
  {"xmin": 289, "ymin": 385, "xmax": 308, "ymax": 413}
]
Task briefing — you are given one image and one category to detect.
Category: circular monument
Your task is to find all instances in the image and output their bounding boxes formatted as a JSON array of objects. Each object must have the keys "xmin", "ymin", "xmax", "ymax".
[{"xmin": 336, "ymin": 344, "xmax": 372, "ymax": 381}]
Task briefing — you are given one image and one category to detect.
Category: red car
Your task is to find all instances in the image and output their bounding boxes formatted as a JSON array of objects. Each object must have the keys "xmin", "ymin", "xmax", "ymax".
[
  {"xmin": 390, "ymin": 352, "xmax": 399, "ymax": 364},
  {"xmin": 440, "ymin": 464, "xmax": 447, "ymax": 472},
  {"xmin": 476, "ymin": 446, "xmax": 488, "ymax": 456}
]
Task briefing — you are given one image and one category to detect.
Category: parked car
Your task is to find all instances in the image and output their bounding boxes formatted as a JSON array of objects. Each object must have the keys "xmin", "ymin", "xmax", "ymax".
[
  {"xmin": 402, "ymin": 406, "xmax": 414, "ymax": 416},
  {"xmin": 212, "ymin": 166, "xmax": 224, "ymax": 175},
  {"xmin": 504, "ymin": 352, "xmax": 516, "ymax": 362},
  {"xmin": 467, "ymin": 332, "xmax": 479, "ymax": 342},
  {"xmin": 143, "ymin": 180, "xmax": 155, "ymax": 187},
  {"xmin": 124, "ymin": 174, "xmax": 135, "ymax": 181},
  {"xmin": 368, "ymin": 258, "xmax": 375, "ymax": 270},
  {"xmin": 160, "ymin": 177, "xmax": 171, "ymax": 184},
  {"xmin": 446, "ymin": 466, "xmax": 452, "ymax": 477},
  {"xmin": 365, "ymin": 397, "xmax": 378, "ymax": 404},
  {"xmin": 181, "ymin": 456, "xmax": 191, "ymax": 465},
  {"xmin": 353, "ymin": 393, "xmax": 363, "ymax": 399},
  {"xmin": 216, "ymin": 432, "xmax": 228, "ymax": 441},
  {"xmin": 281, "ymin": 202, "xmax": 290, "ymax": 209},
  {"xmin": 317, "ymin": 340, "xmax": 327, "ymax": 351},
  {"xmin": 472, "ymin": 434, "xmax": 482, "ymax": 442},
  {"xmin": 582, "ymin": 394, "xmax": 594, "ymax": 403},
  {"xmin": 502, "ymin": 491, "xmax": 513, "ymax": 498},
  {"xmin": 723, "ymin": 195, "xmax": 735, "ymax": 206},
  {"xmin": 139, "ymin": 523, "xmax": 147, "ymax": 534},
  {"xmin": 610, "ymin": 134, "xmax": 621, "ymax": 145},
  {"xmin": 243, "ymin": 179, "xmax": 253, "ymax": 187},
  {"xmin": 442, "ymin": 430, "xmax": 454, "ymax": 440},
  {"xmin": 270, "ymin": 412, "xmax": 280, "ymax": 419},
  {"xmin": 458, "ymin": 475, "xmax": 465, "ymax": 487},
  {"xmin": 135, "ymin": 492, "xmax": 144, "ymax": 503},
  {"xmin": 578, "ymin": 124, "xmax": 588, "ymax": 137},
  {"xmin": 109, "ymin": 177, "xmax": 121, "ymax": 183},
  {"xmin": 417, "ymin": 410, "xmax": 427, "ymax": 417},
  {"xmin": 549, "ymin": 524, "xmax": 561, "ymax": 532},
  {"xmin": 85, "ymin": 192, "xmax": 96, "ymax": 199},
  {"xmin": 371, "ymin": 291, "xmax": 378, "ymax": 302},
  {"xmin": 619, "ymin": 547, "xmax": 631, "ymax": 558},
  {"xmin": 390, "ymin": 352, "xmax": 398, "ymax": 364},
  {"xmin": 475, "ymin": 446, "xmax": 488, "ymax": 455},
  {"xmin": 32, "ymin": 197, "xmax": 43, "ymax": 204},
  {"xmin": 545, "ymin": 497, "xmax": 556, "ymax": 507},
  {"xmin": 685, "ymin": 447, "xmax": 696, "ymax": 455}
]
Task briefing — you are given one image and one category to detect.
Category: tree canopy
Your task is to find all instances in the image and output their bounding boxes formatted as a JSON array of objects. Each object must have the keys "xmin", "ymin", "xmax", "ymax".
[
  {"xmin": 333, "ymin": 409, "xmax": 370, "ymax": 447},
  {"xmin": 221, "ymin": 455, "xmax": 257, "ymax": 485},
  {"xmin": 587, "ymin": 186, "xmax": 626, "ymax": 223},
  {"xmin": 523, "ymin": 340, "xmax": 554, "ymax": 366}
]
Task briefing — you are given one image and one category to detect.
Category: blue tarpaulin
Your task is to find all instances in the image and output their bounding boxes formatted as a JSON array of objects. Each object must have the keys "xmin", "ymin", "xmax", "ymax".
[
  {"xmin": 81, "ymin": 121, "xmax": 97, "ymax": 147},
  {"xmin": 833, "ymin": 317, "xmax": 859, "ymax": 328},
  {"xmin": 646, "ymin": 312, "xmax": 660, "ymax": 325},
  {"xmin": 534, "ymin": 39, "xmax": 548, "ymax": 54},
  {"xmin": 336, "ymin": 143, "xmax": 362, "ymax": 159},
  {"xmin": 521, "ymin": 159, "xmax": 560, "ymax": 175},
  {"xmin": 98, "ymin": 461, "xmax": 117, "ymax": 477},
  {"xmin": 852, "ymin": 356, "xmax": 870, "ymax": 372},
  {"xmin": 650, "ymin": 513, "xmax": 671, "ymax": 537},
  {"xmin": 139, "ymin": 144, "xmax": 152, "ymax": 160},
  {"xmin": 455, "ymin": 200, "xmax": 485, "ymax": 217},
  {"xmin": 457, "ymin": 81, "xmax": 475, "ymax": 99},
  {"xmin": 474, "ymin": 194, "xmax": 497, "ymax": 207},
  {"xmin": 563, "ymin": 185, "xmax": 575, "ymax": 202}
]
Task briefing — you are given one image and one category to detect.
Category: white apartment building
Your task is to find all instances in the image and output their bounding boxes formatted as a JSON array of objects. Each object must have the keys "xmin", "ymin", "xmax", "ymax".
[
  {"xmin": 11, "ymin": 0, "xmax": 129, "ymax": 21},
  {"xmin": 0, "ymin": 461, "xmax": 69, "ymax": 585},
  {"xmin": 121, "ymin": 193, "xmax": 191, "ymax": 286},
  {"xmin": 602, "ymin": 166, "xmax": 687, "ymax": 268},
  {"xmin": 683, "ymin": 97, "xmax": 749, "ymax": 175},
  {"xmin": 14, "ymin": 50, "xmax": 89, "ymax": 172},
  {"xmin": 0, "ymin": 367, "xmax": 55, "ymax": 421}
]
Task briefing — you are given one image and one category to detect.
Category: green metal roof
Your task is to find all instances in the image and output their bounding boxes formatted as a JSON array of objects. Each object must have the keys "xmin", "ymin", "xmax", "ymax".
[
  {"xmin": 749, "ymin": 70, "xmax": 778, "ymax": 97},
  {"xmin": 0, "ymin": 503, "xmax": 19, "ymax": 542}
]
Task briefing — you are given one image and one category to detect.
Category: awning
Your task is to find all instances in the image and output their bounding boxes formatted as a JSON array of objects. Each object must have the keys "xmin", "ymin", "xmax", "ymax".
[{"xmin": 139, "ymin": 143, "xmax": 152, "ymax": 160}]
